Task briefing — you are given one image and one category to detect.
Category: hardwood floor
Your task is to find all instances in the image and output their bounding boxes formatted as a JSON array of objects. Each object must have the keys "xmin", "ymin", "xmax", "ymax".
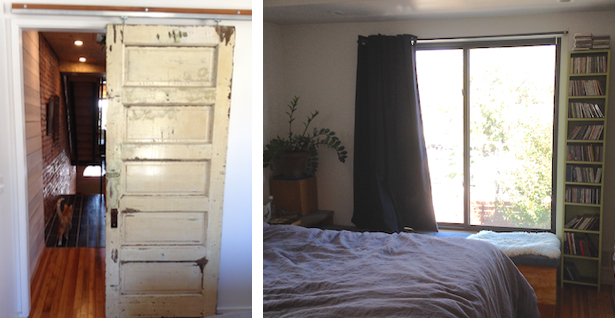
[
  {"xmin": 553, "ymin": 284, "xmax": 615, "ymax": 318},
  {"xmin": 27, "ymin": 246, "xmax": 615, "ymax": 318},
  {"xmin": 29, "ymin": 247, "xmax": 105, "ymax": 318}
]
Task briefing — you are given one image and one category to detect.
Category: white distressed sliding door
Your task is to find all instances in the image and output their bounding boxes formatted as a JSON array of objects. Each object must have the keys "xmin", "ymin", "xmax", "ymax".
[{"xmin": 105, "ymin": 24, "xmax": 235, "ymax": 317}]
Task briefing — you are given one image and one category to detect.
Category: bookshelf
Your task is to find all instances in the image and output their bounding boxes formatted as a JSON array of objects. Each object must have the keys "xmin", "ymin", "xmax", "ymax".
[{"xmin": 561, "ymin": 49, "xmax": 610, "ymax": 290}]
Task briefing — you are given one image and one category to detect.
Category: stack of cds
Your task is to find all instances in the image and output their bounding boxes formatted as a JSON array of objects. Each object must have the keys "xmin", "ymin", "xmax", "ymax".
[
  {"xmin": 593, "ymin": 35, "xmax": 610, "ymax": 49},
  {"xmin": 573, "ymin": 33, "xmax": 592, "ymax": 50}
]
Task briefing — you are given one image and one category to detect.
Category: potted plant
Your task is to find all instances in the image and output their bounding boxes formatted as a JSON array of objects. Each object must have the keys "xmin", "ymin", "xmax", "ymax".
[{"xmin": 264, "ymin": 96, "xmax": 348, "ymax": 178}]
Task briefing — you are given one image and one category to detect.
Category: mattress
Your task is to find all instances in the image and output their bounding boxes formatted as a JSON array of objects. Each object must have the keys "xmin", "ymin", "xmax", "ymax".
[{"xmin": 263, "ymin": 225, "xmax": 539, "ymax": 318}]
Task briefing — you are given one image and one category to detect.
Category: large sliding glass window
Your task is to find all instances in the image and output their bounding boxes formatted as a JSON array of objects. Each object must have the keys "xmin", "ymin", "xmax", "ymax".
[{"xmin": 416, "ymin": 38, "xmax": 559, "ymax": 231}]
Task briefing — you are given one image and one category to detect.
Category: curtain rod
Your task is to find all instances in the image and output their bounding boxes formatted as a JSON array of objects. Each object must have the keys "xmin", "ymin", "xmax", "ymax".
[
  {"xmin": 418, "ymin": 31, "xmax": 568, "ymax": 42},
  {"xmin": 11, "ymin": 3, "xmax": 252, "ymax": 21}
]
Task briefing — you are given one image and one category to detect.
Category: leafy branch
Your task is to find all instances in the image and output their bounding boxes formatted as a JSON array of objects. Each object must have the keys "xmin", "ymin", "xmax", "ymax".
[{"xmin": 264, "ymin": 96, "xmax": 347, "ymax": 176}]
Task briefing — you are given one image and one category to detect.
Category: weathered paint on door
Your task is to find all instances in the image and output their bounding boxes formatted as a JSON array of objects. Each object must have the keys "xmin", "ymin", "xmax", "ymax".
[{"xmin": 105, "ymin": 24, "xmax": 235, "ymax": 317}]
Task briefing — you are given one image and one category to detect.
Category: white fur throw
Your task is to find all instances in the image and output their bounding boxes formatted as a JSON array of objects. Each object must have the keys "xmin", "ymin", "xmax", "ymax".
[{"xmin": 467, "ymin": 230, "xmax": 561, "ymax": 259}]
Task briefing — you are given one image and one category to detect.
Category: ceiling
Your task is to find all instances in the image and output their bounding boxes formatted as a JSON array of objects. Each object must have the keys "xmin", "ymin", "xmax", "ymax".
[
  {"xmin": 40, "ymin": 32, "xmax": 106, "ymax": 66},
  {"xmin": 264, "ymin": 0, "xmax": 615, "ymax": 24}
]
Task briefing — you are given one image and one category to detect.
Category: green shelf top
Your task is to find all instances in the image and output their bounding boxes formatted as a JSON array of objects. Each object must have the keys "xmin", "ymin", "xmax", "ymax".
[
  {"xmin": 566, "ymin": 139, "xmax": 604, "ymax": 143},
  {"xmin": 563, "ymin": 254, "xmax": 600, "ymax": 261},
  {"xmin": 563, "ymin": 228, "xmax": 600, "ymax": 234},
  {"xmin": 564, "ymin": 161, "xmax": 604, "ymax": 165}
]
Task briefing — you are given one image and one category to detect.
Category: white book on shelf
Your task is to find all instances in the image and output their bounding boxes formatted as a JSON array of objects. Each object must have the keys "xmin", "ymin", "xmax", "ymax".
[{"xmin": 595, "ymin": 168, "xmax": 602, "ymax": 183}]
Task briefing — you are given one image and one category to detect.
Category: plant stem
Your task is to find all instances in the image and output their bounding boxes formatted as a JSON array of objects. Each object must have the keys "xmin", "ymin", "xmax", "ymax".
[
  {"xmin": 287, "ymin": 96, "xmax": 300, "ymax": 140},
  {"xmin": 301, "ymin": 111, "xmax": 318, "ymax": 137}
]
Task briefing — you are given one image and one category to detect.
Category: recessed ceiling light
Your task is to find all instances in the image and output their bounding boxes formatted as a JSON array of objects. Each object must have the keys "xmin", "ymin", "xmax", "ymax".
[
  {"xmin": 74, "ymin": 40, "xmax": 83, "ymax": 46},
  {"xmin": 79, "ymin": 57, "xmax": 86, "ymax": 62}
]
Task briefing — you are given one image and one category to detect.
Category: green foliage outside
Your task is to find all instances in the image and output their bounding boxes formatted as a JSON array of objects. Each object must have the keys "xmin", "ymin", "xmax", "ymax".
[{"xmin": 469, "ymin": 47, "xmax": 554, "ymax": 229}]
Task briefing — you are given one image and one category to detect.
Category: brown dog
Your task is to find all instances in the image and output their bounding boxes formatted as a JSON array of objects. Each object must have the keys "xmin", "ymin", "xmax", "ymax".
[{"xmin": 56, "ymin": 198, "xmax": 73, "ymax": 246}]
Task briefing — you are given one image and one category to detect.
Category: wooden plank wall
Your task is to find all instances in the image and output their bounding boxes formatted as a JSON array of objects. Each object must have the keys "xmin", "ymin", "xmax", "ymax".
[
  {"xmin": 39, "ymin": 34, "xmax": 77, "ymax": 224},
  {"xmin": 23, "ymin": 30, "xmax": 45, "ymax": 279}
]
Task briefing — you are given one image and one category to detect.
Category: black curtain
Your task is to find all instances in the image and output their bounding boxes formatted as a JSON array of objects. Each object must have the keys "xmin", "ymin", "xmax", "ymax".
[{"xmin": 352, "ymin": 34, "xmax": 438, "ymax": 233}]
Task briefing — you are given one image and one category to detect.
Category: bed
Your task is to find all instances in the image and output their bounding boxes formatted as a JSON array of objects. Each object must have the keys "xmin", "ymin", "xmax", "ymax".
[{"xmin": 263, "ymin": 225, "xmax": 540, "ymax": 318}]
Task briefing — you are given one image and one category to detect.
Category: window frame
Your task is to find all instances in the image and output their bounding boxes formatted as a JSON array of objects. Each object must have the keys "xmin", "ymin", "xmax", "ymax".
[{"xmin": 417, "ymin": 37, "xmax": 562, "ymax": 232}]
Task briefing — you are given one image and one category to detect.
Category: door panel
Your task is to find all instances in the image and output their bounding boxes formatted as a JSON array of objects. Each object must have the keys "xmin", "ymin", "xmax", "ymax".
[
  {"xmin": 121, "ymin": 143, "xmax": 212, "ymax": 161},
  {"xmin": 122, "ymin": 212, "xmax": 207, "ymax": 245},
  {"xmin": 124, "ymin": 46, "xmax": 216, "ymax": 86},
  {"xmin": 120, "ymin": 246, "xmax": 207, "ymax": 262},
  {"xmin": 105, "ymin": 24, "xmax": 234, "ymax": 317},
  {"xmin": 120, "ymin": 262, "xmax": 203, "ymax": 294},
  {"xmin": 117, "ymin": 296, "xmax": 207, "ymax": 317},
  {"xmin": 120, "ymin": 196, "xmax": 209, "ymax": 212},
  {"xmin": 125, "ymin": 106, "xmax": 214, "ymax": 142},
  {"xmin": 122, "ymin": 87, "xmax": 217, "ymax": 105},
  {"xmin": 123, "ymin": 162, "xmax": 209, "ymax": 195}
]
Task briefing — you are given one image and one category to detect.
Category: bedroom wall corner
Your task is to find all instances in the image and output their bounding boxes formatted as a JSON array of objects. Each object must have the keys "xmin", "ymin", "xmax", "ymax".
[
  {"xmin": 263, "ymin": 21, "xmax": 286, "ymax": 203},
  {"xmin": 271, "ymin": 10, "xmax": 615, "ymax": 262},
  {"xmin": 277, "ymin": 24, "xmax": 357, "ymax": 226}
]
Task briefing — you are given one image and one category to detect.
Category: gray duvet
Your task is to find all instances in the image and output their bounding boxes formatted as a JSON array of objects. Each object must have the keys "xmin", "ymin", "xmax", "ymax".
[{"xmin": 263, "ymin": 225, "xmax": 539, "ymax": 318}]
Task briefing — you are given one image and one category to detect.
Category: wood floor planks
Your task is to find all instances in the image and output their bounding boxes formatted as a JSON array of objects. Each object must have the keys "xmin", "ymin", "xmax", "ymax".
[
  {"xmin": 536, "ymin": 284, "xmax": 615, "ymax": 318},
  {"xmin": 29, "ymin": 248, "xmax": 105, "ymax": 318},
  {"xmin": 28, "ymin": 246, "xmax": 615, "ymax": 318},
  {"xmin": 559, "ymin": 284, "xmax": 615, "ymax": 318}
]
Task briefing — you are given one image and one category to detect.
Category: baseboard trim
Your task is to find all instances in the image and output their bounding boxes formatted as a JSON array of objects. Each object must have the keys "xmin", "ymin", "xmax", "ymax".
[{"xmin": 217, "ymin": 306, "xmax": 252, "ymax": 314}]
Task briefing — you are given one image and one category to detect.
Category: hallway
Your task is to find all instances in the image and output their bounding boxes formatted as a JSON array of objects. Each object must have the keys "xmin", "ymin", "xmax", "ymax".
[
  {"xmin": 28, "ymin": 248, "xmax": 105, "ymax": 318},
  {"xmin": 45, "ymin": 194, "xmax": 105, "ymax": 248}
]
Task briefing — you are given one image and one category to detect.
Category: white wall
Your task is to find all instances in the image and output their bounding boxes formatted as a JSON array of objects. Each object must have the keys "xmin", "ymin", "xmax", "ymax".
[
  {"xmin": 264, "ymin": 10, "xmax": 615, "ymax": 282},
  {"xmin": 21, "ymin": 30, "xmax": 45, "ymax": 283},
  {"xmin": 217, "ymin": 14, "xmax": 253, "ymax": 312},
  {"xmin": 0, "ymin": 1, "xmax": 252, "ymax": 316},
  {"xmin": 0, "ymin": 4, "xmax": 20, "ymax": 318},
  {"xmin": 263, "ymin": 22, "xmax": 285, "ymax": 202}
]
